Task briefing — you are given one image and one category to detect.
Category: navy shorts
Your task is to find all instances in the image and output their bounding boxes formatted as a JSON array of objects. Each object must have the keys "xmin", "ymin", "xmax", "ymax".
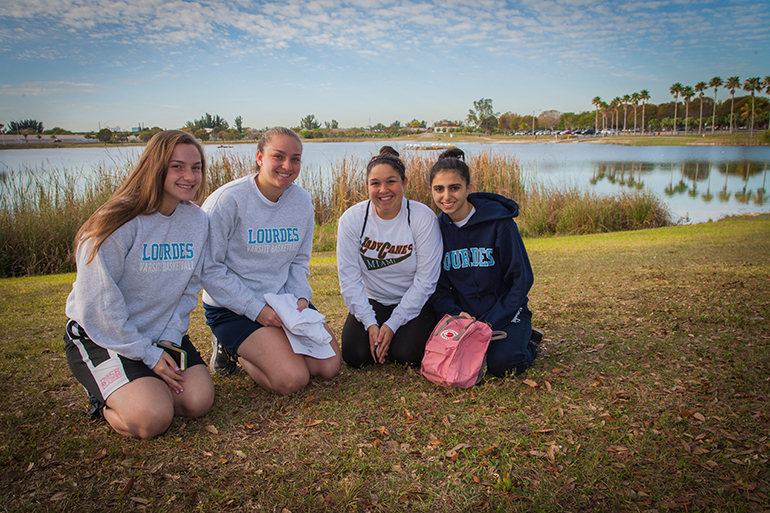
[
  {"xmin": 204, "ymin": 302, "xmax": 319, "ymax": 355},
  {"xmin": 64, "ymin": 320, "xmax": 205, "ymax": 406}
]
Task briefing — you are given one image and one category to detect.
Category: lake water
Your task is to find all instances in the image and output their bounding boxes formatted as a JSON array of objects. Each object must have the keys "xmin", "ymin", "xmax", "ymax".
[{"xmin": 1, "ymin": 141, "xmax": 768, "ymax": 224}]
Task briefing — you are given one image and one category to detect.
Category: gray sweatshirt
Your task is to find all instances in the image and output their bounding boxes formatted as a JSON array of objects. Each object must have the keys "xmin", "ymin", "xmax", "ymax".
[
  {"xmin": 201, "ymin": 174, "xmax": 314, "ymax": 321},
  {"xmin": 65, "ymin": 201, "xmax": 209, "ymax": 369}
]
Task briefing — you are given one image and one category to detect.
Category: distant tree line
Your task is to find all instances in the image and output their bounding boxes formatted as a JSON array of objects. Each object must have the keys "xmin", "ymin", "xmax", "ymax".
[{"xmin": 6, "ymin": 77, "xmax": 769, "ymax": 145}]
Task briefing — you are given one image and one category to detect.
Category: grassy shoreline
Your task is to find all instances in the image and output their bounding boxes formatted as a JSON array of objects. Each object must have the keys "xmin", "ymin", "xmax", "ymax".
[
  {"xmin": 1, "ymin": 215, "xmax": 768, "ymax": 511},
  {"xmin": 1, "ymin": 132, "xmax": 767, "ymax": 150}
]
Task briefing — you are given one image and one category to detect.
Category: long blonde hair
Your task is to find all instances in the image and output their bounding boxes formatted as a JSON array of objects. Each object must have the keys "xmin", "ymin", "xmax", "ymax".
[{"xmin": 76, "ymin": 130, "xmax": 207, "ymax": 263}]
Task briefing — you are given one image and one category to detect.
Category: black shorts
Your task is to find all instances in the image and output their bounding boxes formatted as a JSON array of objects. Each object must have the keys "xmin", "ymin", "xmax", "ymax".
[
  {"xmin": 64, "ymin": 320, "xmax": 205, "ymax": 405},
  {"xmin": 204, "ymin": 302, "xmax": 319, "ymax": 355}
]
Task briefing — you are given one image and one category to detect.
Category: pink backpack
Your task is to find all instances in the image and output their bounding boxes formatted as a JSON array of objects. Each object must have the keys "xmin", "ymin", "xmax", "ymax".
[{"xmin": 421, "ymin": 314, "xmax": 506, "ymax": 388}]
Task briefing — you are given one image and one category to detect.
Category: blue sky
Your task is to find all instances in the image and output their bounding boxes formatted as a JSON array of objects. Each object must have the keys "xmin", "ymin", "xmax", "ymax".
[{"xmin": 1, "ymin": 0, "xmax": 769, "ymax": 132}]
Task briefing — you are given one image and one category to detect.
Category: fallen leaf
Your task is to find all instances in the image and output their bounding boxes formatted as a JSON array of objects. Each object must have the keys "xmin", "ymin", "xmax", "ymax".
[
  {"xmin": 234, "ymin": 450, "xmax": 246, "ymax": 459},
  {"xmin": 522, "ymin": 379, "xmax": 538, "ymax": 388},
  {"xmin": 545, "ymin": 380, "xmax": 552, "ymax": 391},
  {"xmin": 150, "ymin": 462, "xmax": 163, "ymax": 474},
  {"xmin": 205, "ymin": 425, "xmax": 218, "ymax": 435},
  {"xmin": 693, "ymin": 412, "xmax": 706, "ymax": 422},
  {"xmin": 50, "ymin": 492, "xmax": 66, "ymax": 502},
  {"xmin": 131, "ymin": 497, "xmax": 149, "ymax": 505},
  {"xmin": 304, "ymin": 420, "xmax": 324, "ymax": 427},
  {"xmin": 472, "ymin": 475, "xmax": 480, "ymax": 483},
  {"xmin": 122, "ymin": 477, "xmax": 134, "ymax": 495}
]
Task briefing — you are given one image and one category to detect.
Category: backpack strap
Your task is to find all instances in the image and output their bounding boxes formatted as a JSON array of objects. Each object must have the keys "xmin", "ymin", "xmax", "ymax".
[
  {"xmin": 432, "ymin": 314, "xmax": 463, "ymax": 336},
  {"xmin": 360, "ymin": 200, "xmax": 371, "ymax": 240},
  {"xmin": 491, "ymin": 331, "xmax": 507, "ymax": 341}
]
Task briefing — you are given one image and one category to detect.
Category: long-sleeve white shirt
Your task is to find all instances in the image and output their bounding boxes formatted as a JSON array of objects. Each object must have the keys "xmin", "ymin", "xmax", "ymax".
[
  {"xmin": 337, "ymin": 198, "xmax": 441, "ymax": 334},
  {"xmin": 65, "ymin": 202, "xmax": 208, "ymax": 369}
]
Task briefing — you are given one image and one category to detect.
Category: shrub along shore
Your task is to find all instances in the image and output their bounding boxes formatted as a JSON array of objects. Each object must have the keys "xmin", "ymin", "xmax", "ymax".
[
  {"xmin": 0, "ymin": 215, "xmax": 768, "ymax": 511},
  {"xmin": 0, "ymin": 150, "xmax": 669, "ymax": 277}
]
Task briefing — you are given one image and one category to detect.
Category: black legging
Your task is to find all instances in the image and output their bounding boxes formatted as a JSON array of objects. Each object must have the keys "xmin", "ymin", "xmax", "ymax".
[{"xmin": 341, "ymin": 300, "xmax": 437, "ymax": 368}]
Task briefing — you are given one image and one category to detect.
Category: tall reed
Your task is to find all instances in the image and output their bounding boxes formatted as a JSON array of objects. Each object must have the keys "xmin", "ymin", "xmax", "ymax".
[
  {"xmin": 0, "ymin": 164, "xmax": 129, "ymax": 276},
  {"xmin": 521, "ymin": 183, "xmax": 670, "ymax": 237},
  {"xmin": 298, "ymin": 149, "xmax": 527, "ymax": 223},
  {"xmin": 0, "ymin": 149, "xmax": 671, "ymax": 277}
]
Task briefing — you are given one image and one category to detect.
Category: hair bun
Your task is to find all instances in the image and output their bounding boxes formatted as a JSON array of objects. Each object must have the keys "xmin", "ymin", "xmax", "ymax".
[
  {"xmin": 438, "ymin": 147, "xmax": 464, "ymax": 161},
  {"xmin": 379, "ymin": 145, "xmax": 400, "ymax": 158}
]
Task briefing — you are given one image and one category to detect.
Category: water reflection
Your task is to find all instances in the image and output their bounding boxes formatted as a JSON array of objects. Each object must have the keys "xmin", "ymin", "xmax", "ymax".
[
  {"xmin": 591, "ymin": 159, "xmax": 768, "ymax": 209},
  {"xmin": 591, "ymin": 161, "xmax": 653, "ymax": 190}
]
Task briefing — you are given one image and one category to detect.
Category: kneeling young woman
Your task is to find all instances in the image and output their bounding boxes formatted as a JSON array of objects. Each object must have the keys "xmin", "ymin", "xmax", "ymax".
[
  {"xmin": 65, "ymin": 130, "xmax": 215, "ymax": 438},
  {"xmin": 429, "ymin": 148, "xmax": 539, "ymax": 377},
  {"xmin": 337, "ymin": 146, "xmax": 442, "ymax": 367},
  {"xmin": 202, "ymin": 127, "xmax": 341, "ymax": 394}
]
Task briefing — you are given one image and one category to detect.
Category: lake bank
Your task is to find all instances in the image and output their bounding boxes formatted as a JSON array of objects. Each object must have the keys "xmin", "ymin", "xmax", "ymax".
[{"xmin": 1, "ymin": 131, "xmax": 767, "ymax": 150}]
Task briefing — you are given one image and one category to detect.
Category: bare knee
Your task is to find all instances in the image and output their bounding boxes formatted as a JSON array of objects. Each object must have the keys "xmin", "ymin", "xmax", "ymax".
[
  {"xmin": 272, "ymin": 370, "xmax": 310, "ymax": 395},
  {"xmin": 314, "ymin": 358, "xmax": 341, "ymax": 381},
  {"xmin": 179, "ymin": 387, "xmax": 214, "ymax": 418},
  {"xmin": 111, "ymin": 404, "xmax": 174, "ymax": 439}
]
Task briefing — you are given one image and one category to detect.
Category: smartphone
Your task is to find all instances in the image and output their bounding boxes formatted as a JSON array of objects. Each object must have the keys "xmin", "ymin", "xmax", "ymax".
[{"xmin": 153, "ymin": 340, "xmax": 188, "ymax": 371}]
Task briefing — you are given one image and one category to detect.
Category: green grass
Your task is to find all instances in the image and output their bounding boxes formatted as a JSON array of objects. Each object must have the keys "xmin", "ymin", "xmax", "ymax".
[{"xmin": 1, "ymin": 215, "xmax": 768, "ymax": 512}]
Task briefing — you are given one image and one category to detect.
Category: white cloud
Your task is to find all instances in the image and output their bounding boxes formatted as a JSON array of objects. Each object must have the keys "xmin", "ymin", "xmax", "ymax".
[{"xmin": 0, "ymin": 81, "xmax": 96, "ymax": 96}]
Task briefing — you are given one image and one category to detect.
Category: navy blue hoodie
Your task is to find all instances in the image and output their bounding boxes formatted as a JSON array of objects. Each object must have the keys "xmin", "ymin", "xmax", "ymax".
[{"xmin": 429, "ymin": 192, "xmax": 533, "ymax": 331}]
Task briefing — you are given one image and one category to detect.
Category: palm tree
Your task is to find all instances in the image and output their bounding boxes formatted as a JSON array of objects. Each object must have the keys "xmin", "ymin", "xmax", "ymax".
[
  {"xmin": 611, "ymin": 97, "xmax": 621, "ymax": 132},
  {"xmin": 600, "ymin": 100, "xmax": 609, "ymax": 131},
  {"xmin": 764, "ymin": 76, "xmax": 770, "ymax": 132},
  {"xmin": 682, "ymin": 85, "xmax": 694, "ymax": 135},
  {"xmin": 639, "ymin": 89, "xmax": 650, "ymax": 134},
  {"xmin": 622, "ymin": 94, "xmax": 630, "ymax": 132},
  {"xmin": 592, "ymin": 96, "xmax": 602, "ymax": 132},
  {"xmin": 631, "ymin": 92, "xmax": 640, "ymax": 134},
  {"xmin": 670, "ymin": 82, "xmax": 683, "ymax": 134},
  {"xmin": 743, "ymin": 77, "xmax": 761, "ymax": 138},
  {"xmin": 694, "ymin": 81, "xmax": 707, "ymax": 135},
  {"xmin": 725, "ymin": 76, "xmax": 741, "ymax": 134},
  {"xmin": 708, "ymin": 77, "xmax": 723, "ymax": 134}
]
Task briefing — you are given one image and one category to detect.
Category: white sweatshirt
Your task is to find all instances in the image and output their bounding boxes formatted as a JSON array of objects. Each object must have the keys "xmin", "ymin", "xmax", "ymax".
[
  {"xmin": 337, "ymin": 198, "xmax": 441, "ymax": 334},
  {"xmin": 65, "ymin": 201, "xmax": 208, "ymax": 369},
  {"xmin": 201, "ymin": 174, "xmax": 314, "ymax": 321}
]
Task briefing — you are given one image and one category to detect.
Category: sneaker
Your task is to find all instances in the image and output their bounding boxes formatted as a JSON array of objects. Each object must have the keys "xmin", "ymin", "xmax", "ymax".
[
  {"xmin": 531, "ymin": 327, "xmax": 544, "ymax": 345},
  {"xmin": 84, "ymin": 392, "xmax": 104, "ymax": 419},
  {"xmin": 210, "ymin": 334, "xmax": 240, "ymax": 375}
]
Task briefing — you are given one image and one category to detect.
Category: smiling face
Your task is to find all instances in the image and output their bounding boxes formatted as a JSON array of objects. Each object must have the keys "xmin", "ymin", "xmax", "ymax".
[
  {"xmin": 160, "ymin": 143, "xmax": 203, "ymax": 216},
  {"xmin": 431, "ymin": 170, "xmax": 472, "ymax": 222},
  {"xmin": 255, "ymin": 134, "xmax": 302, "ymax": 202},
  {"xmin": 368, "ymin": 163, "xmax": 407, "ymax": 220}
]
